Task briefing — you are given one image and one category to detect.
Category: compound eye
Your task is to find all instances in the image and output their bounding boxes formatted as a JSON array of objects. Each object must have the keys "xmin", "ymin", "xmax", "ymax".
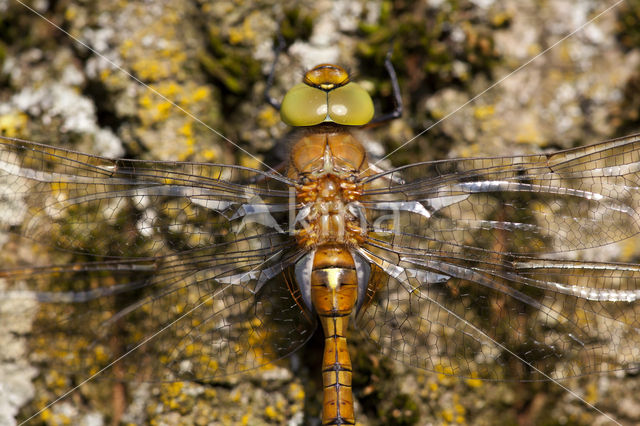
[
  {"xmin": 327, "ymin": 83, "xmax": 374, "ymax": 126},
  {"xmin": 280, "ymin": 84, "xmax": 328, "ymax": 127}
]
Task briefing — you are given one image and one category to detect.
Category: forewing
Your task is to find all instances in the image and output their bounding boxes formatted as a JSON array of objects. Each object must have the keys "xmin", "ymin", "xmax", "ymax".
[
  {"xmin": 361, "ymin": 133, "xmax": 640, "ymax": 256},
  {"xmin": 0, "ymin": 135, "xmax": 293, "ymax": 256}
]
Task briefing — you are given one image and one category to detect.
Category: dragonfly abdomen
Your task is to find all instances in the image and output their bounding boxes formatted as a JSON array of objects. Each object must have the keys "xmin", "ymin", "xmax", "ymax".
[{"xmin": 311, "ymin": 244, "xmax": 358, "ymax": 426}]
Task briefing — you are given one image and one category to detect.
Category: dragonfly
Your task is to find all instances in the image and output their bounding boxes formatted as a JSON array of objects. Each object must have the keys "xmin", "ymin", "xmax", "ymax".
[
  {"xmin": 2, "ymin": 1, "xmax": 640, "ymax": 425},
  {"xmin": 3, "ymin": 57, "xmax": 640, "ymax": 425}
]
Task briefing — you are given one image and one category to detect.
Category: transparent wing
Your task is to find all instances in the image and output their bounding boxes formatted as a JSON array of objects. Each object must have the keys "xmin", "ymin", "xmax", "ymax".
[
  {"xmin": 357, "ymin": 133, "xmax": 640, "ymax": 380},
  {"xmin": 0, "ymin": 136, "xmax": 294, "ymax": 255},
  {"xmin": 0, "ymin": 135, "xmax": 315, "ymax": 382}
]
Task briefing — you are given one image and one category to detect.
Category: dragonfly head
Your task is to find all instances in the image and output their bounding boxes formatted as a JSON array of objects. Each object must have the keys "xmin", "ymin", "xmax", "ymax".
[{"xmin": 280, "ymin": 64, "xmax": 374, "ymax": 127}]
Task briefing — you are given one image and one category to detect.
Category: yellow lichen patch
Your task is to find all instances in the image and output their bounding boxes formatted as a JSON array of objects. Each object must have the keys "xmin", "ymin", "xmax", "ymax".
[
  {"xmin": 203, "ymin": 357, "xmax": 218, "ymax": 373},
  {"xmin": 201, "ymin": 148, "xmax": 218, "ymax": 161},
  {"xmin": 93, "ymin": 345, "xmax": 109, "ymax": 363},
  {"xmin": 559, "ymin": 44, "xmax": 573, "ymax": 63},
  {"xmin": 228, "ymin": 27, "xmax": 245, "ymax": 45},
  {"xmin": 137, "ymin": 94, "xmax": 175, "ymax": 126},
  {"xmin": 39, "ymin": 408, "xmax": 52, "ymax": 423},
  {"xmin": 491, "ymin": 11, "xmax": 512, "ymax": 27},
  {"xmin": 139, "ymin": 94, "xmax": 153, "ymax": 110},
  {"xmin": 453, "ymin": 395, "xmax": 466, "ymax": 422},
  {"xmin": 162, "ymin": 9, "xmax": 179, "ymax": 25},
  {"xmin": 119, "ymin": 39, "xmax": 135, "ymax": 57},
  {"xmin": 44, "ymin": 411, "xmax": 71, "ymax": 426},
  {"xmin": 190, "ymin": 86, "xmax": 211, "ymax": 103},
  {"xmin": 132, "ymin": 58, "xmax": 168, "ymax": 82},
  {"xmin": 45, "ymin": 370, "xmax": 69, "ymax": 390},
  {"xmin": 430, "ymin": 107, "xmax": 446, "ymax": 120},
  {"xmin": 239, "ymin": 153, "xmax": 263, "ymax": 170},
  {"xmin": 183, "ymin": 343, "xmax": 196, "ymax": 358},
  {"xmin": 585, "ymin": 381, "xmax": 599, "ymax": 405},
  {"xmin": 527, "ymin": 43, "xmax": 542, "ymax": 56},
  {"xmin": 99, "ymin": 68, "xmax": 112, "ymax": 82},
  {"xmin": 465, "ymin": 371, "xmax": 482, "ymax": 388},
  {"xmin": 155, "ymin": 101, "xmax": 173, "ymax": 121},
  {"xmin": 64, "ymin": 5, "xmax": 77, "ymax": 21},
  {"xmin": 157, "ymin": 81, "xmax": 183, "ymax": 99},
  {"xmin": 241, "ymin": 413, "xmax": 250, "ymax": 425},
  {"xmin": 228, "ymin": 14, "xmax": 258, "ymax": 45},
  {"xmin": 264, "ymin": 405, "xmax": 278, "ymax": 420},
  {"xmin": 179, "ymin": 120, "xmax": 193, "ymax": 140},
  {"xmin": 164, "ymin": 381, "xmax": 184, "ymax": 397},
  {"xmin": 258, "ymin": 107, "xmax": 280, "ymax": 128},
  {"xmin": 0, "ymin": 112, "xmax": 27, "ymax": 137},
  {"xmin": 441, "ymin": 408, "xmax": 454, "ymax": 423},
  {"xmin": 473, "ymin": 104, "xmax": 495, "ymax": 120},
  {"xmin": 160, "ymin": 381, "xmax": 199, "ymax": 414},
  {"xmin": 435, "ymin": 364, "xmax": 456, "ymax": 386},
  {"xmin": 289, "ymin": 382, "xmax": 305, "ymax": 401},
  {"xmin": 130, "ymin": 330, "xmax": 144, "ymax": 343}
]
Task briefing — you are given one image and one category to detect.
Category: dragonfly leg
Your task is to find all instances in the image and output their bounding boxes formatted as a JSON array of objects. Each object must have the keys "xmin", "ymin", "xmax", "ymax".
[
  {"xmin": 367, "ymin": 43, "xmax": 404, "ymax": 125},
  {"xmin": 264, "ymin": 31, "xmax": 287, "ymax": 111}
]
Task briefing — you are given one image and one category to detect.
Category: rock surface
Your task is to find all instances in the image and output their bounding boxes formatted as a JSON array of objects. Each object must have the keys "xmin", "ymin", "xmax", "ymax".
[{"xmin": 1, "ymin": 0, "xmax": 640, "ymax": 425}]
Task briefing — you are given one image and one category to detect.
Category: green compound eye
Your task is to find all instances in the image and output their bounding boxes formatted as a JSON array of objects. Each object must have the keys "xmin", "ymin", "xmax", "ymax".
[
  {"xmin": 327, "ymin": 83, "xmax": 374, "ymax": 125},
  {"xmin": 280, "ymin": 82, "xmax": 374, "ymax": 127},
  {"xmin": 280, "ymin": 83, "xmax": 328, "ymax": 127}
]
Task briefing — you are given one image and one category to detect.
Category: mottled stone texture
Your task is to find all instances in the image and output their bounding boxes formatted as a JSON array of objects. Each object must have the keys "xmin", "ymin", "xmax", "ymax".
[{"xmin": 1, "ymin": 0, "xmax": 640, "ymax": 425}]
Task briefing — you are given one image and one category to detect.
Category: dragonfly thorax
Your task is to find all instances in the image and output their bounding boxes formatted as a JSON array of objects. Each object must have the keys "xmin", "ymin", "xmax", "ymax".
[
  {"xmin": 289, "ymin": 130, "xmax": 368, "ymax": 249},
  {"xmin": 287, "ymin": 128, "xmax": 367, "ymax": 178},
  {"xmin": 294, "ymin": 174, "xmax": 365, "ymax": 249}
]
